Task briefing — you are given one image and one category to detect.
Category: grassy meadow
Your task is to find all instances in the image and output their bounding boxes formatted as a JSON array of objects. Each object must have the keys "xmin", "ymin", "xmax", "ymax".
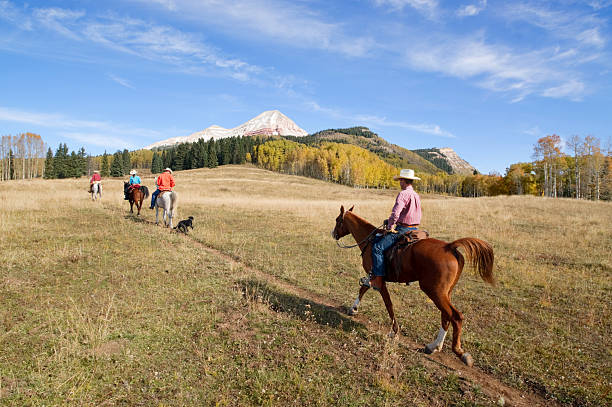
[{"xmin": 0, "ymin": 165, "xmax": 610, "ymax": 406}]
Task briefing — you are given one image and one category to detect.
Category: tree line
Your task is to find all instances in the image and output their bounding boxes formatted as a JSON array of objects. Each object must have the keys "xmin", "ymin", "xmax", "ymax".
[
  {"xmin": 1, "ymin": 133, "xmax": 46, "ymax": 181},
  {"xmin": 4, "ymin": 130, "xmax": 611, "ymax": 201}
]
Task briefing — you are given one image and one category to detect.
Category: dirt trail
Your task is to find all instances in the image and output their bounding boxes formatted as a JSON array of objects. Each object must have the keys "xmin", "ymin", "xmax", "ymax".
[
  {"xmin": 117, "ymin": 209, "xmax": 556, "ymax": 407},
  {"xmin": 183, "ymin": 236, "xmax": 557, "ymax": 407}
]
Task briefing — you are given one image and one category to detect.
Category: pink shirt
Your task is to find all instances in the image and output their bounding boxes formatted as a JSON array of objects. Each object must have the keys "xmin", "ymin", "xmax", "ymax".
[{"xmin": 388, "ymin": 185, "xmax": 421, "ymax": 228}]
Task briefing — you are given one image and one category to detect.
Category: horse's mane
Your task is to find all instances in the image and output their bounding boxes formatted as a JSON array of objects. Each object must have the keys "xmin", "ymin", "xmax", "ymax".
[{"xmin": 344, "ymin": 210, "xmax": 379, "ymax": 233}]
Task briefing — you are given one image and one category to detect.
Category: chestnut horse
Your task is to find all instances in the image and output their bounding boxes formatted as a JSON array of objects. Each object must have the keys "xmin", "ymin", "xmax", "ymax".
[
  {"xmin": 124, "ymin": 182, "xmax": 149, "ymax": 216},
  {"xmin": 332, "ymin": 205, "xmax": 494, "ymax": 366}
]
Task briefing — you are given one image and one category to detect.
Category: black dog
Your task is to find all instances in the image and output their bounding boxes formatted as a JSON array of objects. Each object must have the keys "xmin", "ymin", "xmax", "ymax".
[{"xmin": 173, "ymin": 216, "xmax": 194, "ymax": 234}]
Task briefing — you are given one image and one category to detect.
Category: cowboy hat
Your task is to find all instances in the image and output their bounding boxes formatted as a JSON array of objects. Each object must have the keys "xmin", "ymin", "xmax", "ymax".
[
  {"xmin": 393, "ymin": 169, "xmax": 421, "ymax": 180},
  {"xmin": 129, "ymin": 169, "xmax": 137, "ymax": 175},
  {"xmin": 93, "ymin": 170, "xmax": 100, "ymax": 173},
  {"xmin": 164, "ymin": 168, "xmax": 173, "ymax": 173}
]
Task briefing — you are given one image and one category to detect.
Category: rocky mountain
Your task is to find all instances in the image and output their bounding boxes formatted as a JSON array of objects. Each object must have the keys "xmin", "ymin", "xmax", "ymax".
[
  {"xmin": 144, "ymin": 112, "xmax": 477, "ymax": 175},
  {"xmin": 413, "ymin": 148, "xmax": 476, "ymax": 175},
  {"xmin": 145, "ymin": 110, "xmax": 308, "ymax": 149}
]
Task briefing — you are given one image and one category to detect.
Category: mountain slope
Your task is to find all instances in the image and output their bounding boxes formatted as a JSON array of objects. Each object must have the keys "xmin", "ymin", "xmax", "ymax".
[
  {"xmin": 145, "ymin": 110, "xmax": 307, "ymax": 149},
  {"xmin": 284, "ymin": 127, "xmax": 442, "ymax": 175}
]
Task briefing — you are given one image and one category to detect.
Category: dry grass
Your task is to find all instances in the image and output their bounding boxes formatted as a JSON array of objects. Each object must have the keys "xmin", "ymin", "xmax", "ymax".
[{"xmin": 0, "ymin": 165, "xmax": 610, "ymax": 406}]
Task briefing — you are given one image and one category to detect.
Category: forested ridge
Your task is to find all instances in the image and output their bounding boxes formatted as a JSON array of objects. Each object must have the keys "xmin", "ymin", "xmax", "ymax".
[{"xmin": 3, "ymin": 130, "xmax": 611, "ymax": 200}]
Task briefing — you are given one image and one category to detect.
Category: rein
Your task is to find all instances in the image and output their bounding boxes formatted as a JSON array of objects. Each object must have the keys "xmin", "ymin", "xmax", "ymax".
[{"xmin": 335, "ymin": 223, "xmax": 385, "ymax": 250}]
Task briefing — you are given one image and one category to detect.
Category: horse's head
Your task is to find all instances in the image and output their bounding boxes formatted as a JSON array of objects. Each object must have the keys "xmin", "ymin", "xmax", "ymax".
[{"xmin": 331, "ymin": 205, "xmax": 354, "ymax": 240}]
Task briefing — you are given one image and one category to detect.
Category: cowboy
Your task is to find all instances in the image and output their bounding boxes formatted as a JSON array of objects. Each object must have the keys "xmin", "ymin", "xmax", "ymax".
[
  {"xmin": 125, "ymin": 169, "xmax": 142, "ymax": 200},
  {"xmin": 369, "ymin": 168, "xmax": 422, "ymax": 291},
  {"xmin": 150, "ymin": 168, "xmax": 175, "ymax": 209},
  {"xmin": 90, "ymin": 170, "xmax": 101, "ymax": 193}
]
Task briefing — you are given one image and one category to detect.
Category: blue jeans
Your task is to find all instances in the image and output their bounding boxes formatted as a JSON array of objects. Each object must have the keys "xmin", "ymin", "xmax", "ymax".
[
  {"xmin": 371, "ymin": 225, "xmax": 416, "ymax": 277},
  {"xmin": 150, "ymin": 189, "xmax": 160, "ymax": 208}
]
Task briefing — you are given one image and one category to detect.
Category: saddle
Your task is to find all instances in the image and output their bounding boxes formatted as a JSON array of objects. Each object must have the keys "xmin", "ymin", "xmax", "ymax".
[{"xmin": 384, "ymin": 229, "xmax": 429, "ymax": 282}]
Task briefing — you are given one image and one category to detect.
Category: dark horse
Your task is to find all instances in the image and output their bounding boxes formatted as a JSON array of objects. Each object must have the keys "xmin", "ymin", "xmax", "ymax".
[
  {"xmin": 332, "ymin": 205, "xmax": 494, "ymax": 366},
  {"xmin": 124, "ymin": 182, "xmax": 150, "ymax": 216}
]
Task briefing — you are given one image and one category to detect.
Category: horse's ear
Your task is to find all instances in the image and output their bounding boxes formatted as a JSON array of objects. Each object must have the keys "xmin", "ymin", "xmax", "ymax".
[
  {"xmin": 348, "ymin": 205, "xmax": 354, "ymax": 212},
  {"xmin": 340, "ymin": 205, "xmax": 345, "ymax": 214}
]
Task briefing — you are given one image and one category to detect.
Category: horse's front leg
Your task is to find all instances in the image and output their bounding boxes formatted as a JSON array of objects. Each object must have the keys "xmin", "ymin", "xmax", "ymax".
[
  {"xmin": 155, "ymin": 206, "xmax": 160, "ymax": 225},
  {"xmin": 129, "ymin": 201, "xmax": 134, "ymax": 213},
  {"xmin": 348, "ymin": 279, "xmax": 371, "ymax": 316},
  {"xmin": 379, "ymin": 283, "xmax": 399, "ymax": 337}
]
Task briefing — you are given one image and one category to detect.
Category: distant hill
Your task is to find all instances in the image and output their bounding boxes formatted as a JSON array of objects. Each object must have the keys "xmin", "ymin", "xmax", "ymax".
[
  {"xmin": 284, "ymin": 127, "xmax": 454, "ymax": 175},
  {"xmin": 145, "ymin": 110, "xmax": 307, "ymax": 149}
]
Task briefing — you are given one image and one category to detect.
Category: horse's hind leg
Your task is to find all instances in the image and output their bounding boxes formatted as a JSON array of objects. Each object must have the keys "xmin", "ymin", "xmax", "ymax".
[
  {"xmin": 379, "ymin": 283, "xmax": 399, "ymax": 337},
  {"xmin": 425, "ymin": 290, "xmax": 471, "ymax": 366},
  {"xmin": 348, "ymin": 284, "xmax": 370, "ymax": 316}
]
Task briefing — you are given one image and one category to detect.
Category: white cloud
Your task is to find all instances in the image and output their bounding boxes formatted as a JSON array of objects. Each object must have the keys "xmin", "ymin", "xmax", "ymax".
[
  {"xmin": 306, "ymin": 101, "xmax": 454, "ymax": 138},
  {"xmin": 404, "ymin": 35, "xmax": 587, "ymax": 100},
  {"xmin": 374, "ymin": 0, "xmax": 438, "ymax": 17},
  {"xmin": 138, "ymin": 0, "xmax": 376, "ymax": 57},
  {"xmin": 0, "ymin": 106, "xmax": 164, "ymax": 140},
  {"xmin": 107, "ymin": 73, "xmax": 135, "ymax": 89},
  {"xmin": 501, "ymin": 3, "xmax": 607, "ymax": 49},
  {"xmin": 456, "ymin": 0, "xmax": 487, "ymax": 17},
  {"xmin": 61, "ymin": 133, "xmax": 137, "ymax": 150},
  {"xmin": 541, "ymin": 80, "xmax": 585, "ymax": 100},
  {"xmin": 32, "ymin": 7, "xmax": 84, "ymax": 40}
]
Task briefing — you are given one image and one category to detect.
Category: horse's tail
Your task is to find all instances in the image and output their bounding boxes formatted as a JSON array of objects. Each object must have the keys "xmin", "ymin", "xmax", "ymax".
[
  {"xmin": 141, "ymin": 186, "xmax": 149, "ymax": 199},
  {"xmin": 170, "ymin": 191, "xmax": 178, "ymax": 216},
  {"xmin": 448, "ymin": 238, "xmax": 495, "ymax": 286}
]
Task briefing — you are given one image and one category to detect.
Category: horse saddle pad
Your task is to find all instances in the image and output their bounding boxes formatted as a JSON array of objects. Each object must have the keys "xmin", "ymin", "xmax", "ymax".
[{"xmin": 384, "ymin": 229, "xmax": 430, "ymax": 281}]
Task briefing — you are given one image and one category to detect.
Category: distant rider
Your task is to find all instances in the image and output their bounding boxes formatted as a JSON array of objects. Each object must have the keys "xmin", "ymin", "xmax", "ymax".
[
  {"xmin": 150, "ymin": 168, "xmax": 175, "ymax": 209},
  {"xmin": 369, "ymin": 169, "xmax": 422, "ymax": 291},
  {"xmin": 125, "ymin": 169, "xmax": 141, "ymax": 200},
  {"xmin": 90, "ymin": 170, "xmax": 101, "ymax": 193}
]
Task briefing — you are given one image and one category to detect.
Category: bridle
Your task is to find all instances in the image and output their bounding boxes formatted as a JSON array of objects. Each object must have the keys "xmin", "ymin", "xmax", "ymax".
[{"xmin": 334, "ymin": 212, "xmax": 385, "ymax": 251}]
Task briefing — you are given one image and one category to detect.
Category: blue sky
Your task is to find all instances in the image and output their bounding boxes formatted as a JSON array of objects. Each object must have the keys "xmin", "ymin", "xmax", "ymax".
[{"xmin": 1, "ymin": 0, "xmax": 611, "ymax": 174}]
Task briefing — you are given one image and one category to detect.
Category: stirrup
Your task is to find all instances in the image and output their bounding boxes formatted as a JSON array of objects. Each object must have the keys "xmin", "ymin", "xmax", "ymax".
[{"xmin": 359, "ymin": 276, "xmax": 371, "ymax": 288}]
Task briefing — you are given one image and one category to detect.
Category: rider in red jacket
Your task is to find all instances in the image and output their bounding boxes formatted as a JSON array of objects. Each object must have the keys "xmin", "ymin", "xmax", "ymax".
[{"xmin": 150, "ymin": 168, "xmax": 175, "ymax": 208}]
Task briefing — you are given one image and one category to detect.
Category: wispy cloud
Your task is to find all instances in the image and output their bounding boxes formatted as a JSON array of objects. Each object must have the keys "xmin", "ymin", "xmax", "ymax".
[
  {"xmin": 107, "ymin": 73, "xmax": 135, "ymax": 89},
  {"xmin": 404, "ymin": 34, "xmax": 587, "ymax": 101},
  {"xmin": 1, "ymin": 2, "xmax": 267, "ymax": 82},
  {"xmin": 456, "ymin": 0, "xmax": 487, "ymax": 17},
  {"xmin": 373, "ymin": 0, "xmax": 439, "ymax": 17},
  {"xmin": 0, "ymin": 106, "xmax": 164, "ymax": 143},
  {"xmin": 139, "ymin": 0, "xmax": 376, "ymax": 57},
  {"xmin": 500, "ymin": 2, "xmax": 607, "ymax": 49},
  {"xmin": 61, "ymin": 132, "xmax": 137, "ymax": 150},
  {"xmin": 306, "ymin": 101, "xmax": 454, "ymax": 138}
]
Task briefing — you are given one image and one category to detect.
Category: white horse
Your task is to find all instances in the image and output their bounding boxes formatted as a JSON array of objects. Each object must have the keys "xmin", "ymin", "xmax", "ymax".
[
  {"xmin": 155, "ymin": 191, "xmax": 178, "ymax": 228},
  {"xmin": 91, "ymin": 183, "xmax": 102, "ymax": 201}
]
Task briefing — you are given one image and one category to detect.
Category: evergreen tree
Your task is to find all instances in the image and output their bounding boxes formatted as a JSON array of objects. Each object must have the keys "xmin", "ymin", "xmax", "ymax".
[
  {"xmin": 122, "ymin": 149, "xmax": 131, "ymax": 175},
  {"xmin": 77, "ymin": 147, "xmax": 87, "ymax": 176},
  {"xmin": 110, "ymin": 151, "xmax": 124, "ymax": 177},
  {"xmin": 151, "ymin": 152, "xmax": 163, "ymax": 174},
  {"xmin": 207, "ymin": 139, "xmax": 218, "ymax": 168},
  {"xmin": 101, "ymin": 151, "xmax": 110, "ymax": 177},
  {"xmin": 54, "ymin": 143, "xmax": 69, "ymax": 178},
  {"xmin": 44, "ymin": 147, "xmax": 55, "ymax": 179}
]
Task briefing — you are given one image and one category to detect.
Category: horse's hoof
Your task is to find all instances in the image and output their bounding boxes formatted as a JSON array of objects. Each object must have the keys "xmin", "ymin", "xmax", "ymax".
[
  {"xmin": 424, "ymin": 344, "xmax": 436, "ymax": 354},
  {"xmin": 387, "ymin": 331, "xmax": 396, "ymax": 339},
  {"xmin": 348, "ymin": 308, "xmax": 358, "ymax": 316},
  {"xmin": 461, "ymin": 353, "xmax": 473, "ymax": 367}
]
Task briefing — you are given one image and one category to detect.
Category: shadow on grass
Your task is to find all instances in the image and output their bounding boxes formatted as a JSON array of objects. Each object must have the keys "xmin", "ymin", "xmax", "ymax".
[
  {"xmin": 123, "ymin": 214, "xmax": 156, "ymax": 225},
  {"xmin": 238, "ymin": 278, "xmax": 366, "ymax": 334}
]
